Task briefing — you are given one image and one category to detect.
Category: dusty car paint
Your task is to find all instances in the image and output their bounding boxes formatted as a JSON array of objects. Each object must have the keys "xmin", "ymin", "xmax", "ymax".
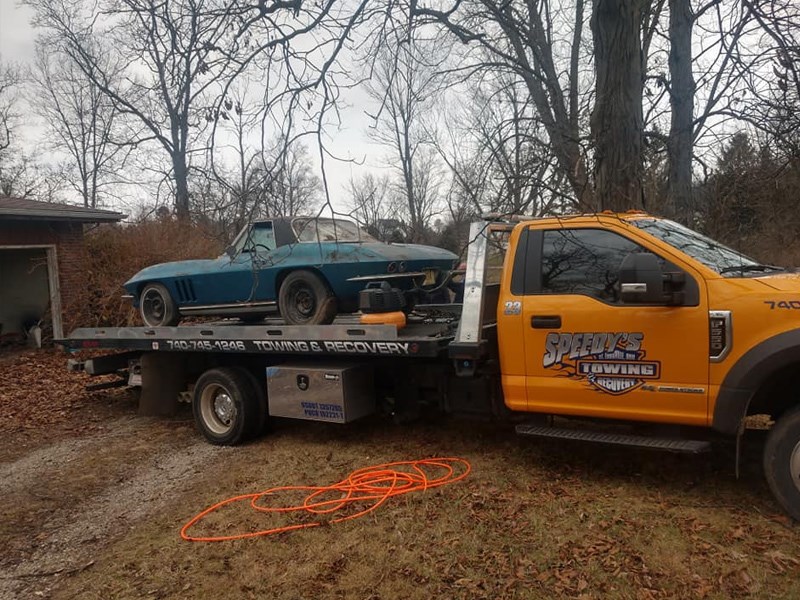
[{"xmin": 123, "ymin": 218, "xmax": 457, "ymax": 315}]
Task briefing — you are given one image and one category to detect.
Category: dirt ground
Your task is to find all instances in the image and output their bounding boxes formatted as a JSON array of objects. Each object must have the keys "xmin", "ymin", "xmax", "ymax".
[{"xmin": 1, "ymin": 349, "xmax": 799, "ymax": 600}]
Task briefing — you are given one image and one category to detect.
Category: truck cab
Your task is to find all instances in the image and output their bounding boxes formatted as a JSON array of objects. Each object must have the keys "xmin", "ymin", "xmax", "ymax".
[
  {"xmin": 463, "ymin": 212, "xmax": 800, "ymax": 520},
  {"xmin": 485, "ymin": 212, "xmax": 797, "ymax": 427}
]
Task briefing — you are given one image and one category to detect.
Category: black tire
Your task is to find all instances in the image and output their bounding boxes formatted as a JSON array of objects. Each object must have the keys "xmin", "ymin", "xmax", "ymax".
[
  {"xmin": 140, "ymin": 283, "xmax": 180, "ymax": 327},
  {"xmin": 763, "ymin": 405, "xmax": 800, "ymax": 521},
  {"xmin": 235, "ymin": 366, "xmax": 270, "ymax": 436},
  {"xmin": 192, "ymin": 367, "xmax": 260, "ymax": 445},
  {"xmin": 278, "ymin": 270, "xmax": 337, "ymax": 325}
]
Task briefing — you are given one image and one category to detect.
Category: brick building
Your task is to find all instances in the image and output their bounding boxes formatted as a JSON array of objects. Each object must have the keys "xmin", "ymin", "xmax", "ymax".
[{"xmin": 0, "ymin": 197, "xmax": 124, "ymax": 343}]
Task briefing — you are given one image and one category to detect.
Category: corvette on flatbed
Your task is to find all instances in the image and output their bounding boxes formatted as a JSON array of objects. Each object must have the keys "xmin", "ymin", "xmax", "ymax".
[{"xmin": 123, "ymin": 216, "xmax": 457, "ymax": 327}]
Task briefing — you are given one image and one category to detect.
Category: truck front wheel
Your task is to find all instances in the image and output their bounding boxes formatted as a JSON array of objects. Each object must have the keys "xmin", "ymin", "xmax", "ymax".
[
  {"xmin": 763, "ymin": 405, "xmax": 800, "ymax": 521},
  {"xmin": 193, "ymin": 367, "xmax": 261, "ymax": 445}
]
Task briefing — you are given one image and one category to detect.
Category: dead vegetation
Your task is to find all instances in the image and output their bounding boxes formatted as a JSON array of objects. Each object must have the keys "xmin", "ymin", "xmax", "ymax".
[
  {"xmin": 1, "ymin": 350, "xmax": 799, "ymax": 599},
  {"xmin": 74, "ymin": 218, "xmax": 223, "ymax": 328}
]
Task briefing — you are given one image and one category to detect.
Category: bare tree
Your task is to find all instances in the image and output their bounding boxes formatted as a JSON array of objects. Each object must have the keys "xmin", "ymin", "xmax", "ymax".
[
  {"xmin": 737, "ymin": 1, "xmax": 800, "ymax": 157},
  {"xmin": 0, "ymin": 59, "xmax": 16, "ymax": 155},
  {"xmin": 32, "ymin": 44, "xmax": 131, "ymax": 208},
  {"xmin": 646, "ymin": 0, "xmax": 756, "ymax": 221},
  {"xmin": 28, "ymin": 0, "xmax": 253, "ymax": 216},
  {"xmin": 429, "ymin": 105, "xmax": 492, "ymax": 218},
  {"xmin": 365, "ymin": 34, "xmax": 447, "ymax": 241},
  {"xmin": 28, "ymin": 0, "xmax": 379, "ymax": 219},
  {"xmin": 204, "ymin": 84, "xmax": 281, "ymax": 233},
  {"xmin": 0, "ymin": 59, "xmax": 47, "ymax": 199},
  {"xmin": 665, "ymin": 0, "xmax": 694, "ymax": 220},
  {"xmin": 266, "ymin": 141, "xmax": 320, "ymax": 217},
  {"xmin": 203, "ymin": 78, "xmax": 321, "ymax": 233},
  {"xmin": 590, "ymin": 0, "xmax": 647, "ymax": 211},
  {"xmin": 347, "ymin": 172, "xmax": 403, "ymax": 241},
  {"xmin": 437, "ymin": 74, "xmax": 566, "ymax": 217},
  {"xmin": 412, "ymin": 0, "xmax": 770, "ymax": 217},
  {"xmin": 412, "ymin": 0, "xmax": 594, "ymax": 209}
]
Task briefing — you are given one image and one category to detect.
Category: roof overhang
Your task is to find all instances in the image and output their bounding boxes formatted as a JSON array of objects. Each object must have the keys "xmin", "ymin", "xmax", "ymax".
[{"xmin": 0, "ymin": 200, "xmax": 125, "ymax": 223}]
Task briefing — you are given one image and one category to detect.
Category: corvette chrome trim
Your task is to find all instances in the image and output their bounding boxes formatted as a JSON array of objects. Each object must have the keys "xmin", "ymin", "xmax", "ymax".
[
  {"xmin": 346, "ymin": 272, "xmax": 426, "ymax": 282},
  {"xmin": 180, "ymin": 301, "xmax": 277, "ymax": 313}
]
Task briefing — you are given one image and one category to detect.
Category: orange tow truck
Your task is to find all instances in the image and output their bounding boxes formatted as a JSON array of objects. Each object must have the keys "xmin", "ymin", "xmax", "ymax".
[{"xmin": 61, "ymin": 213, "xmax": 800, "ymax": 521}]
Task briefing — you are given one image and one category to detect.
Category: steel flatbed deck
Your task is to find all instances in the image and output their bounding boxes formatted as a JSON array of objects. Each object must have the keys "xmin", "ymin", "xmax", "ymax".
[{"xmin": 58, "ymin": 313, "xmax": 460, "ymax": 358}]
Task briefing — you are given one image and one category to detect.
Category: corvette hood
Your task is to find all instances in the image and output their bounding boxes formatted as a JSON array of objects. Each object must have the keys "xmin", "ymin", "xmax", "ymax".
[{"xmin": 124, "ymin": 258, "xmax": 223, "ymax": 286}]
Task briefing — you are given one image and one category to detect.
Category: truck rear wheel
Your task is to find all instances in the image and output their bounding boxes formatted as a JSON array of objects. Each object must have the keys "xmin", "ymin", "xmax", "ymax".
[
  {"xmin": 193, "ymin": 367, "xmax": 261, "ymax": 445},
  {"xmin": 763, "ymin": 405, "xmax": 800, "ymax": 521},
  {"xmin": 237, "ymin": 367, "xmax": 269, "ymax": 435}
]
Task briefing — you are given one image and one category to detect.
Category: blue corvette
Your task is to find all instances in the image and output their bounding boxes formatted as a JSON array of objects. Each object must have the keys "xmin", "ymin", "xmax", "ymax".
[{"xmin": 124, "ymin": 217, "xmax": 458, "ymax": 326}]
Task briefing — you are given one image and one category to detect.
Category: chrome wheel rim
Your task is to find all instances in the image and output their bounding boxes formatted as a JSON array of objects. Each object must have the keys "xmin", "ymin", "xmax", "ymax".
[
  {"xmin": 142, "ymin": 288, "xmax": 166, "ymax": 325},
  {"xmin": 200, "ymin": 383, "xmax": 236, "ymax": 436}
]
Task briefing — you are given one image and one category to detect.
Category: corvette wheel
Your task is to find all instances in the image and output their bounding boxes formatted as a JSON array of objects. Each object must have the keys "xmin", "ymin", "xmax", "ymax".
[
  {"xmin": 140, "ymin": 283, "xmax": 180, "ymax": 327},
  {"xmin": 278, "ymin": 270, "xmax": 336, "ymax": 325}
]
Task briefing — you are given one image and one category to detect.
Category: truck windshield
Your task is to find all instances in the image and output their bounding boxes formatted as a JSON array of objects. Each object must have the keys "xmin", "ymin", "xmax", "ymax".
[
  {"xmin": 293, "ymin": 218, "xmax": 376, "ymax": 243},
  {"xmin": 630, "ymin": 218, "xmax": 775, "ymax": 276}
]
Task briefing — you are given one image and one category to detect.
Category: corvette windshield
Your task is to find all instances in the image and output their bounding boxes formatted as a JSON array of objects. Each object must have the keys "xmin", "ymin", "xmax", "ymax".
[
  {"xmin": 293, "ymin": 218, "xmax": 376, "ymax": 243},
  {"xmin": 630, "ymin": 218, "xmax": 770, "ymax": 276}
]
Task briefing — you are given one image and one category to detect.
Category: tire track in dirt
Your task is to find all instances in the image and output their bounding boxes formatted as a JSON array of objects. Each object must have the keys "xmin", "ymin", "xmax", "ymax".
[
  {"xmin": 0, "ymin": 420, "xmax": 231, "ymax": 599},
  {"xmin": 0, "ymin": 416, "xmax": 142, "ymax": 495}
]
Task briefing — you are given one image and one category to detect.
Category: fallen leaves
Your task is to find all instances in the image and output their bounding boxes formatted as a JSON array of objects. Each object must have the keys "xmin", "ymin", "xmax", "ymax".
[{"xmin": 0, "ymin": 348, "xmax": 124, "ymax": 436}]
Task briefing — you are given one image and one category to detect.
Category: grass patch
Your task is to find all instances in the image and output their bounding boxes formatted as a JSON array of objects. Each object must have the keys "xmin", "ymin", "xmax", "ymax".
[{"xmin": 45, "ymin": 417, "xmax": 800, "ymax": 600}]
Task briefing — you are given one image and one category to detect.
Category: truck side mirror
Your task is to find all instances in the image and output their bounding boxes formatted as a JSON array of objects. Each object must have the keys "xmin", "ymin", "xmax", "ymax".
[{"xmin": 620, "ymin": 252, "xmax": 685, "ymax": 305}]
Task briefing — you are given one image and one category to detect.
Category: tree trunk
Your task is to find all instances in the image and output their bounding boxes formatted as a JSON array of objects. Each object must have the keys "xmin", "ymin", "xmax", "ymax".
[
  {"xmin": 590, "ymin": 0, "xmax": 646, "ymax": 212},
  {"xmin": 173, "ymin": 152, "xmax": 190, "ymax": 219},
  {"xmin": 667, "ymin": 0, "xmax": 695, "ymax": 223}
]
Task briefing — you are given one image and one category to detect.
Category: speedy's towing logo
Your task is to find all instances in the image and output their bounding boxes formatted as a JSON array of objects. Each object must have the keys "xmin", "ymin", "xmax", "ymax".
[{"xmin": 543, "ymin": 332, "xmax": 660, "ymax": 395}]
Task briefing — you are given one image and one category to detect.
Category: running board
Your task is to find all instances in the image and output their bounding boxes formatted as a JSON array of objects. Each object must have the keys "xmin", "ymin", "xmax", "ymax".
[{"xmin": 515, "ymin": 424, "xmax": 711, "ymax": 454}]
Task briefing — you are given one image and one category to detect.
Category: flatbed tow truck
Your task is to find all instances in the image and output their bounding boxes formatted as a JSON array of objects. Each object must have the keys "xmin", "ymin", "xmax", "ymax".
[{"xmin": 59, "ymin": 215, "xmax": 800, "ymax": 521}]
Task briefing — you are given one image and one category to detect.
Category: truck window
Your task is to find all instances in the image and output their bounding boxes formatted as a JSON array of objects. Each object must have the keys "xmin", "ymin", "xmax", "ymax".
[{"xmin": 541, "ymin": 229, "xmax": 645, "ymax": 303}]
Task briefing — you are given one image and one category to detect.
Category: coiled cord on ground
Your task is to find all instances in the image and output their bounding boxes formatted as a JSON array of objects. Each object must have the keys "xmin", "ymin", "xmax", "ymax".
[{"xmin": 181, "ymin": 457, "xmax": 471, "ymax": 542}]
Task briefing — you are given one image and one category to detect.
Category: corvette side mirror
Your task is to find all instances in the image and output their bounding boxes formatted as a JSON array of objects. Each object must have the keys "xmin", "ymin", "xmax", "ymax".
[{"xmin": 225, "ymin": 245, "xmax": 236, "ymax": 259}]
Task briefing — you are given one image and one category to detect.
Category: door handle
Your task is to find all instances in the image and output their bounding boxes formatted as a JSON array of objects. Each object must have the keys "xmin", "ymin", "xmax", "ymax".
[{"xmin": 531, "ymin": 315, "xmax": 562, "ymax": 329}]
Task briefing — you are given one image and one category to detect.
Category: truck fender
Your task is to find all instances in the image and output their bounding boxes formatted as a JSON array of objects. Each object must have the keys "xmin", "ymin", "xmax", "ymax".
[{"xmin": 712, "ymin": 328, "xmax": 800, "ymax": 435}]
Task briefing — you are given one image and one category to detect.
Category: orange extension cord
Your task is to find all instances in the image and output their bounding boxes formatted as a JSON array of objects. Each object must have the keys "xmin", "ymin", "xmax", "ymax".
[{"xmin": 181, "ymin": 457, "xmax": 471, "ymax": 542}]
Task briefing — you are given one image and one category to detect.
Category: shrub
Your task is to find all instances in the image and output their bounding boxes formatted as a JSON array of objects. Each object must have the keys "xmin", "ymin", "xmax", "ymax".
[{"xmin": 73, "ymin": 218, "xmax": 223, "ymax": 328}]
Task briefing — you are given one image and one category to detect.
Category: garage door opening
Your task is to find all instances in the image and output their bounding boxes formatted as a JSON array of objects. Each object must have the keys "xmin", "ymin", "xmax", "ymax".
[{"xmin": 0, "ymin": 246, "xmax": 63, "ymax": 347}]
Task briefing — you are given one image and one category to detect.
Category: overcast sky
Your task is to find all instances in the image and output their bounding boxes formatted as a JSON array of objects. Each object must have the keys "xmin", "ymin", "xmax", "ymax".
[
  {"xmin": 0, "ymin": 0, "xmax": 382, "ymax": 215},
  {"xmin": 0, "ymin": 1, "xmax": 35, "ymax": 65}
]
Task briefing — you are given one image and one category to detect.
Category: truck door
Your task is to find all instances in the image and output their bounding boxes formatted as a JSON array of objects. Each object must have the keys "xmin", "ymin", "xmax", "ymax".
[{"xmin": 520, "ymin": 225, "xmax": 709, "ymax": 426}]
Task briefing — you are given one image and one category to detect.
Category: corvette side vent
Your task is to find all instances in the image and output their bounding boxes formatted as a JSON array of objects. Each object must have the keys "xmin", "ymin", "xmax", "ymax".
[
  {"xmin": 709, "ymin": 310, "xmax": 732, "ymax": 362},
  {"xmin": 176, "ymin": 278, "xmax": 197, "ymax": 302}
]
